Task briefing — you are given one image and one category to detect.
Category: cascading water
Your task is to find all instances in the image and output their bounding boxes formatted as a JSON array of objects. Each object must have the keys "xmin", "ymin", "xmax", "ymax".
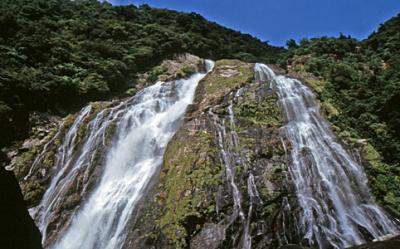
[
  {"xmin": 33, "ymin": 60, "xmax": 214, "ymax": 249},
  {"xmin": 255, "ymin": 63, "xmax": 399, "ymax": 248},
  {"xmin": 210, "ymin": 92, "xmax": 252, "ymax": 249},
  {"xmin": 33, "ymin": 101, "xmax": 136, "ymax": 244}
]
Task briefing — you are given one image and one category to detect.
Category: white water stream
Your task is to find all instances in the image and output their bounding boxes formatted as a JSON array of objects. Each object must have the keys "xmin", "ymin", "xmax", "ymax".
[
  {"xmin": 255, "ymin": 63, "xmax": 398, "ymax": 248},
  {"xmin": 33, "ymin": 60, "xmax": 214, "ymax": 249}
]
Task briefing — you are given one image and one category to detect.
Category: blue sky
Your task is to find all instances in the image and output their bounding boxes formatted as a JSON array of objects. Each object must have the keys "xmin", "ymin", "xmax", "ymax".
[{"xmin": 108, "ymin": 0, "xmax": 400, "ymax": 46}]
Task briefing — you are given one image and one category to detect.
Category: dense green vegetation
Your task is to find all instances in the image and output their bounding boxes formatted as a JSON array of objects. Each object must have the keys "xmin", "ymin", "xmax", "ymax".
[
  {"xmin": 0, "ymin": 0, "xmax": 283, "ymax": 148},
  {"xmin": 280, "ymin": 14, "xmax": 400, "ymax": 215}
]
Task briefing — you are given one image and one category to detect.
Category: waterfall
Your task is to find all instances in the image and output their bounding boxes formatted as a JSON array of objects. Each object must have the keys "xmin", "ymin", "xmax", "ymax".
[
  {"xmin": 210, "ymin": 91, "xmax": 252, "ymax": 249},
  {"xmin": 255, "ymin": 63, "xmax": 399, "ymax": 248},
  {"xmin": 33, "ymin": 60, "xmax": 214, "ymax": 249}
]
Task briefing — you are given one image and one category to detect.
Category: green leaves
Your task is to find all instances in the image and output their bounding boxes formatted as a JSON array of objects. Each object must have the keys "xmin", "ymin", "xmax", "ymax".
[
  {"xmin": 78, "ymin": 73, "xmax": 109, "ymax": 95},
  {"xmin": 0, "ymin": 0, "xmax": 283, "ymax": 147}
]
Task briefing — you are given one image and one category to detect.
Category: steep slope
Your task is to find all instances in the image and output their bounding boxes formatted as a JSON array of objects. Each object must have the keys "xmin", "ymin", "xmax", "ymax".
[
  {"xmin": 125, "ymin": 60, "xmax": 399, "ymax": 249},
  {"xmin": 125, "ymin": 60, "xmax": 300, "ymax": 249}
]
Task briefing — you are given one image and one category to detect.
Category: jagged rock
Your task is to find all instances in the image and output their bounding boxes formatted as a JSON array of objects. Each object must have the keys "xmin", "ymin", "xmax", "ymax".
[
  {"xmin": 347, "ymin": 236, "xmax": 400, "ymax": 249},
  {"xmin": 278, "ymin": 245, "xmax": 309, "ymax": 249},
  {"xmin": 158, "ymin": 53, "xmax": 203, "ymax": 82},
  {"xmin": 125, "ymin": 60, "xmax": 300, "ymax": 249},
  {"xmin": 218, "ymin": 65, "xmax": 241, "ymax": 78},
  {"xmin": 136, "ymin": 54, "xmax": 204, "ymax": 87},
  {"xmin": 190, "ymin": 223, "xmax": 225, "ymax": 249},
  {"xmin": 21, "ymin": 139, "xmax": 42, "ymax": 151},
  {"xmin": 355, "ymin": 139, "xmax": 368, "ymax": 145}
]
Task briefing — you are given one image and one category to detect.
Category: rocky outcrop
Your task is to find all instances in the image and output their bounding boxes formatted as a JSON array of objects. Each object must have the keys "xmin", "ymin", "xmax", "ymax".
[
  {"xmin": 0, "ymin": 165, "xmax": 42, "ymax": 249},
  {"xmin": 123, "ymin": 60, "xmax": 302, "ymax": 248},
  {"xmin": 130, "ymin": 54, "xmax": 204, "ymax": 95},
  {"xmin": 347, "ymin": 236, "xmax": 400, "ymax": 249}
]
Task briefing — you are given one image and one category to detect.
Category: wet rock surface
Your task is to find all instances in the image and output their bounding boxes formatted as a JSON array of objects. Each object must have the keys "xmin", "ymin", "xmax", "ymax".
[
  {"xmin": 124, "ymin": 60, "xmax": 302, "ymax": 248},
  {"xmin": 190, "ymin": 223, "xmax": 225, "ymax": 249},
  {"xmin": 347, "ymin": 236, "xmax": 400, "ymax": 249}
]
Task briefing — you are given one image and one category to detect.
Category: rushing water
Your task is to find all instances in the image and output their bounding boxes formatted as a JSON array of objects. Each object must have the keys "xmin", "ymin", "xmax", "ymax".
[
  {"xmin": 210, "ymin": 91, "xmax": 252, "ymax": 249},
  {"xmin": 255, "ymin": 63, "xmax": 399, "ymax": 248},
  {"xmin": 32, "ymin": 60, "xmax": 214, "ymax": 249}
]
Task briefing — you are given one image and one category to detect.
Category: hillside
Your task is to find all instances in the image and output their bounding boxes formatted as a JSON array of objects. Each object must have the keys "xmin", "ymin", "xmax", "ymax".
[
  {"xmin": 0, "ymin": 0, "xmax": 283, "ymax": 148},
  {"xmin": 279, "ymin": 13, "xmax": 400, "ymax": 217}
]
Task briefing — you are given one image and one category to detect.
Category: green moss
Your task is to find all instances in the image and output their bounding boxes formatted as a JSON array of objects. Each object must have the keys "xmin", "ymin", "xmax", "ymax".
[
  {"xmin": 63, "ymin": 113, "xmax": 77, "ymax": 128},
  {"xmin": 234, "ymin": 93, "xmax": 283, "ymax": 127},
  {"xmin": 337, "ymin": 130, "xmax": 360, "ymax": 145},
  {"xmin": 105, "ymin": 122, "xmax": 117, "ymax": 144},
  {"xmin": 148, "ymin": 66, "xmax": 167, "ymax": 83},
  {"xmin": 263, "ymin": 203, "xmax": 278, "ymax": 216},
  {"xmin": 305, "ymin": 78, "xmax": 326, "ymax": 94},
  {"xmin": 157, "ymin": 130, "xmax": 222, "ymax": 248},
  {"xmin": 124, "ymin": 87, "xmax": 137, "ymax": 96},
  {"xmin": 176, "ymin": 65, "xmax": 197, "ymax": 78},
  {"xmin": 203, "ymin": 60, "xmax": 253, "ymax": 97},
  {"xmin": 15, "ymin": 103, "xmax": 109, "ymax": 206},
  {"xmin": 362, "ymin": 143, "xmax": 400, "ymax": 216},
  {"xmin": 363, "ymin": 144, "xmax": 381, "ymax": 164},
  {"xmin": 216, "ymin": 59, "xmax": 243, "ymax": 66},
  {"xmin": 21, "ymin": 177, "xmax": 45, "ymax": 205},
  {"xmin": 14, "ymin": 148, "xmax": 39, "ymax": 179},
  {"xmin": 42, "ymin": 150, "xmax": 56, "ymax": 169},
  {"xmin": 15, "ymin": 142, "xmax": 59, "ymax": 206},
  {"xmin": 320, "ymin": 100, "xmax": 339, "ymax": 118}
]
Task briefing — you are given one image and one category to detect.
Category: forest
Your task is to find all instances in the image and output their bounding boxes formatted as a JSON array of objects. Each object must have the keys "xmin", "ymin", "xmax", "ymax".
[{"xmin": 0, "ymin": 0, "xmax": 283, "ymax": 147}]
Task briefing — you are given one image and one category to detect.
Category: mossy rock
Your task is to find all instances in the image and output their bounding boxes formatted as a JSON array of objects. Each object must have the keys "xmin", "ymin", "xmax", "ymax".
[
  {"xmin": 157, "ymin": 129, "xmax": 222, "ymax": 248},
  {"xmin": 176, "ymin": 65, "xmax": 197, "ymax": 79},
  {"xmin": 234, "ymin": 93, "xmax": 283, "ymax": 127},
  {"xmin": 201, "ymin": 59, "xmax": 253, "ymax": 99}
]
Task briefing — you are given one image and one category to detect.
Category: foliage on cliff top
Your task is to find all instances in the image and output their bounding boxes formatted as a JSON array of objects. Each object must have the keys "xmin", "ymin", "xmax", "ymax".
[{"xmin": 0, "ymin": 0, "xmax": 284, "ymax": 148}]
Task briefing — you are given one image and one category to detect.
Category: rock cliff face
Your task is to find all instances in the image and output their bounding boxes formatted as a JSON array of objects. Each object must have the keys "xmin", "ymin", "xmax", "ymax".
[
  {"xmin": 123, "ymin": 60, "xmax": 301, "ymax": 249},
  {"xmin": 0, "ymin": 165, "xmax": 43, "ymax": 249},
  {"xmin": 347, "ymin": 236, "xmax": 400, "ymax": 249}
]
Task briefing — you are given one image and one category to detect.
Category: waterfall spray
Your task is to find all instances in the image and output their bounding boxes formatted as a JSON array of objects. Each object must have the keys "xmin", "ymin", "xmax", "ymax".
[
  {"xmin": 255, "ymin": 63, "xmax": 398, "ymax": 248},
  {"xmin": 33, "ymin": 60, "xmax": 214, "ymax": 249}
]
